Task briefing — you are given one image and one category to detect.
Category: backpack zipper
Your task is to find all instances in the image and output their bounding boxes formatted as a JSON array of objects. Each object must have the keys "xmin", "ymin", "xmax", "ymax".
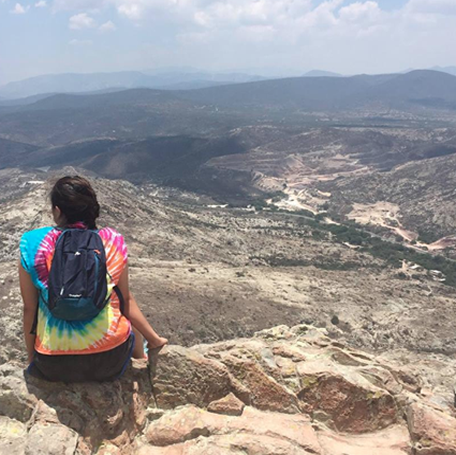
[{"xmin": 93, "ymin": 251, "xmax": 100, "ymax": 300}]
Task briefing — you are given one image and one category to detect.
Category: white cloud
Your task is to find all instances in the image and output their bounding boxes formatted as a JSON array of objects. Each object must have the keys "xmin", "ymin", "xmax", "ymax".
[
  {"xmin": 35, "ymin": 0, "xmax": 47, "ymax": 7},
  {"xmin": 21, "ymin": 0, "xmax": 456, "ymax": 77},
  {"xmin": 407, "ymin": 0, "xmax": 456, "ymax": 15},
  {"xmin": 99, "ymin": 20, "xmax": 116, "ymax": 31},
  {"xmin": 53, "ymin": 0, "xmax": 107, "ymax": 12},
  {"xmin": 69, "ymin": 12, "xmax": 96, "ymax": 29},
  {"xmin": 194, "ymin": 11, "xmax": 211, "ymax": 28},
  {"xmin": 10, "ymin": 2, "xmax": 30, "ymax": 13},
  {"xmin": 117, "ymin": 2, "xmax": 143, "ymax": 20},
  {"xmin": 339, "ymin": 1, "xmax": 381, "ymax": 22}
]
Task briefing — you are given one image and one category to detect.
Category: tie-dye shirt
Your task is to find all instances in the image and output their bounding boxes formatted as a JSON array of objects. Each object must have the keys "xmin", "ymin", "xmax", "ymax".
[{"xmin": 19, "ymin": 223, "xmax": 131, "ymax": 355}]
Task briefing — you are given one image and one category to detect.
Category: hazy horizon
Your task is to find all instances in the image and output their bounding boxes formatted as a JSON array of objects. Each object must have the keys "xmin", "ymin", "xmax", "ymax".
[
  {"xmin": 3, "ymin": 64, "xmax": 456, "ymax": 87},
  {"xmin": 2, "ymin": 0, "xmax": 456, "ymax": 85}
]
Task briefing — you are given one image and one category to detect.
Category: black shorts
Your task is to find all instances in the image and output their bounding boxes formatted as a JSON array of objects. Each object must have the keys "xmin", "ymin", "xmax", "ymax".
[{"xmin": 27, "ymin": 333, "xmax": 135, "ymax": 383}]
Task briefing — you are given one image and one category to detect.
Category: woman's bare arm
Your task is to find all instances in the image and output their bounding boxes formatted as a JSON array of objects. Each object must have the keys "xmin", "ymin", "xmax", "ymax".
[
  {"xmin": 19, "ymin": 262, "xmax": 38, "ymax": 363},
  {"xmin": 117, "ymin": 264, "xmax": 168, "ymax": 349}
]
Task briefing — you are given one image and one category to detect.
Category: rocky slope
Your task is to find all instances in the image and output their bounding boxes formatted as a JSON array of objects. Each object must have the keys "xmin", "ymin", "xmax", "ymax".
[
  {"xmin": 2, "ymin": 170, "xmax": 456, "ymax": 401},
  {"xmin": 1, "ymin": 171, "xmax": 456, "ymax": 454},
  {"xmin": 1, "ymin": 324, "xmax": 456, "ymax": 455},
  {"xmin": 320, "ymin": 151, "xmax": 456, "ymax": 241}
]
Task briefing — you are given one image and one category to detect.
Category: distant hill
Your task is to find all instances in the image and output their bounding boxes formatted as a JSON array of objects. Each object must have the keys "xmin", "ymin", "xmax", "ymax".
[
  {"xmin": 349, "ymin": 70, "xmax": 456, "ymax": 110},
  {"xmin": 175, "ymin": 73, "xmax": 397, "ymax": 111},
  {"xmin": 0, "ymin": 93, "xmax": 60, "ymax": 107},
  {"xmin": 303, "ymin": 70, "xmax": 342, "ymax": 77},
  {"xmin": 1, "ymin": 70, "xmax": 456, "ymax": 146},
  {"xmin": 0, "ymin": 71, "xmax": 266, "ymax": 99},
  {"xmin": 322, "ymin": 150, "xmax": 456, "ymax": 239},
  {"xmin": 0, "ymin": 88, "xmax": 130, "ymax": 107},
  {"xmin": 24, "ymin": 88, "xmax": 183, "ymax": 110},
  {"xmin": 0, "ymin": 138, "xmax": 40, "ymax": 168},
  {"xmin": 180, "ymin": 70, "xmax": 456, "ymax": 111},
  {"xmin": 430, "ymin": 66, "xmax": 456, "ymax": 77},
  {"xmin": 6, "ymin": 70, "xmax": 456, "ymax": 113},
  {"xmin": 0, "ymin": 135, "xmax": 254, "ymax": 197}
]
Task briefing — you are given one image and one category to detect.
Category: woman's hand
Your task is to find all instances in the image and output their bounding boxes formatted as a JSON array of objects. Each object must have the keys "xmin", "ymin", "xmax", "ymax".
[{"xmin": 117, "ymin": 265, "xmax": 169, "ymax": 352}]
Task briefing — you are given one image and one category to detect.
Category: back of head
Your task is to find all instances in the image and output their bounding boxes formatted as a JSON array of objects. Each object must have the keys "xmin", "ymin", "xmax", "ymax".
[{"xmin": 50, "ymin": 176, "xmax": 100, "ymax": 229}]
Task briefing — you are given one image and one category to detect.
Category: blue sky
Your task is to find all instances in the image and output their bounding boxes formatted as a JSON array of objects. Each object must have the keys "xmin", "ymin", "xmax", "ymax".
[{"xmin": 1, "ymin": 0, "xmax": 455, "ymax": 84}]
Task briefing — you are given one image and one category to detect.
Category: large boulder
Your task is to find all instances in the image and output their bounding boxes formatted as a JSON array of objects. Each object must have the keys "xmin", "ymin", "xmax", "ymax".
[
  {"xmin": 317, "ymin": 424, "xmax": 411, "ymax": 455},
  {"xmin": 0, "ymin": 364, "xmax": 39, "ymax": 422},
  {"xmin": 207, "ymin": 393, "xmax": 245, "ymax": 416},
  {"xmin": 0, "ymin": 416, "xmax": 27, "ymax": 455},
  {"xmin": 219, "ymin": 355, "xmax": 301, "ymax": 413},
  {"xmin": 149, "ymin": 345, "xmax": 235, "ymax": 409},
  {"xmin": 144, "ymin": 405, "xmax": 321, "ymax": 454},
  {"xmin": 0, "ymin": 360, "xmax": 152, "ymax": 454},
  {"xmin": 0, "ymin": 323, "xmax": 455, "ymax": 455},
  {"xmin": 297, "ymin": 371, "xmax": 397, "ymax": 433},
  {"xmin": 407, "ymin": 402, "xmax": 456, "ymax": 455},
  {"xmin": 25, "ymin": 422, "xmax": 78, "ymax": 455}
]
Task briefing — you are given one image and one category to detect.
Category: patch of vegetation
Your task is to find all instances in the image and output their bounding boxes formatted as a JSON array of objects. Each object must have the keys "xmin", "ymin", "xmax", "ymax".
[
  {"xmin": 268, "ymin": 191, "xmax": 287, "ymax": 202},
  {"xmin": 320, "ymin": 202, "xmax": 330, "ymax": 211},
  {"xmin": 249, "ymin": 191, "xmax": 287, "ymax": 211},
  {"xmin": 250, "ymin": 254, "xmax": 361, "ymax": 271},
  {"xmin": 251, "ymin": 198, "xmax": 269, "ymax": 211},
  {"xmin": 417, "ymin": 229, "xmax": 441, "ymax": 245},
  {"xmin": 367, "ymin": 239, "xmax": 456, "ymax": 287},
  {"xmin": 298, "ymin": 209, "xmax": 316, "ymax": 218},
  {"xmin": 294, "ymin": 214, "xmax": 456, "ymax": 288}
]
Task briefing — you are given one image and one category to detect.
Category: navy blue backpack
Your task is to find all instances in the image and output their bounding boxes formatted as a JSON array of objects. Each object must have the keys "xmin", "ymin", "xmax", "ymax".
[{"xmin": 46, "ymin": 228, "xmax": 124, "ymax": 321}]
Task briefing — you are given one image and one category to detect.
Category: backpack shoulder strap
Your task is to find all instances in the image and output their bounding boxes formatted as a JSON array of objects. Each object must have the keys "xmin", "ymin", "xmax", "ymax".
[
  {"xmin": 30, "ymin": 304, "xmax": 39, "ymax": 335},
  {"xmin": 31, "ymin": 229, "xmax": 68, "ymax": 335},
  {"xmin": 30, "ymin": 290, "xmax": 44, "ymax": 335}
]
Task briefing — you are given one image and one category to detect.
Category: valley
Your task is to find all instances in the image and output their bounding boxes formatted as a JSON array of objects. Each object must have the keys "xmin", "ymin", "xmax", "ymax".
[
  {"xmin": 1, "ymin": 167, "xmax": 456, "ymax": 406},
  {"xmin": 1, "ymin": 70, "xmax": 456, "ymax": 410}
]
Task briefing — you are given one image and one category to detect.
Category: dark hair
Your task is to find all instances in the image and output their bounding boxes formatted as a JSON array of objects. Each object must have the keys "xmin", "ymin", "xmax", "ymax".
[{"xmin": 50, "ymin": 176, "xmax": 100, "ymax": 229}]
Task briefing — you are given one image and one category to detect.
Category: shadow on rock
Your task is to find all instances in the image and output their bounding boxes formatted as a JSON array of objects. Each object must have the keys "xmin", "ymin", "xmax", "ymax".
[{"xmin": 0, "ymin": 359, "xmax": 152, "ymax": 454}]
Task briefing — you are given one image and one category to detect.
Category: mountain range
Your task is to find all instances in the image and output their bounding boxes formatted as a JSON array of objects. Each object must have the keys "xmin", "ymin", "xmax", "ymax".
[
  {"xmin": 3, "ymin": 66, "xmax": 456, "ymax": 100},
  {"xmin": 1, "ymin": 69, "xmax": 456, "ymax": 238},
  {"xmin": 3, "ymin": 69, "xmax": 456, "ymax": 112},
  {"xmin": 0, "ymin": 70, "xmax": 266, "ymax": 100},
  {"xmin": 0, "ymin": 70, "xmax": 455, "ymax": 148}
]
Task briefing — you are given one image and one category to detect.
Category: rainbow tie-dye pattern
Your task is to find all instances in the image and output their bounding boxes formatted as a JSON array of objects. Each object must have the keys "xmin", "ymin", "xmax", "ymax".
[{"xmin": 20, "ymin": 223, "xmax": 131, "ymax": 355}]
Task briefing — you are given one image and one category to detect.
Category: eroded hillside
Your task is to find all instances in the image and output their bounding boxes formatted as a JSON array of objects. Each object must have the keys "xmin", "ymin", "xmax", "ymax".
[{"xmin": 1, "ymin": 169, "xmax": 456, "ymax": 408}]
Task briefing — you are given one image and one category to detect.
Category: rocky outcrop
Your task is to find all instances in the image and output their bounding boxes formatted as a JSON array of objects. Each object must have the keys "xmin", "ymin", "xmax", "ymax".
[
  {"xmin": 1, "ymin": 324, "xmax": 455, "ymax": 454},
  {"xmin": 407, "ymin": 402, "xmax": 456, "ymax": 455},
  {"xmin": 207, "ymin": 393, "xmax": 244, "ymax": 416}
]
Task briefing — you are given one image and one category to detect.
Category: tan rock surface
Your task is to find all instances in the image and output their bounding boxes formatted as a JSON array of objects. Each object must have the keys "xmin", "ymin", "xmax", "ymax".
[
  {"xmin": 144, "ymin": 405, "xmax": 320, "ymax": 454},
  {"xmin": 207, "ymin": 392, "xmax": 245, "ymax": 416},
  {"xmin": 0, "ymin": 416, "xmax": 27, "ymax": 455},
  {"xmin": 298, "ymin": 371, "xmax": 397, "ymax": 432},
  {"xmin": 149, "ymin": 345, "xmax": 235, "ymax": 409},
  {"xmin": 407, "ymin": 402, "xmax": 456, "ymax": 455},
  {"xmin": 0, "ymin": 324, "xmax": 456, "ymax": 454},
  {"xmin": 25, "ymin": 422, "xmax": 78, "ymax": 455},
  {"xmin": 317, "ymin": 425, "xmax": 411, "ymax": 455}
]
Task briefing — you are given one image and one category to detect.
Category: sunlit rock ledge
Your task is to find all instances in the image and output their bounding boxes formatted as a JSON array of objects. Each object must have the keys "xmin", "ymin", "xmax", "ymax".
[{"xmin": 1, "ymin": 324, "xmax": 455, "ymax": 455}]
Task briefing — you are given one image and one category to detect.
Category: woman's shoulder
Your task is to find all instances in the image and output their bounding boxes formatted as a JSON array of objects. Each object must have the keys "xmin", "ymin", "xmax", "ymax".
[
  {"xmin": 20, "ymin": 226, "xmax": 58, "ymax": 244},
  {"xmin": 98, "ymin": 227, "xmax": 128, "ymax": 260},
  {"xmin": 20, "ymin": 227, "xmax": 60, "ymax": 271},
  {"xmin": 97, "ymin": 226, "xmax": 125, "ymax": 240}
]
